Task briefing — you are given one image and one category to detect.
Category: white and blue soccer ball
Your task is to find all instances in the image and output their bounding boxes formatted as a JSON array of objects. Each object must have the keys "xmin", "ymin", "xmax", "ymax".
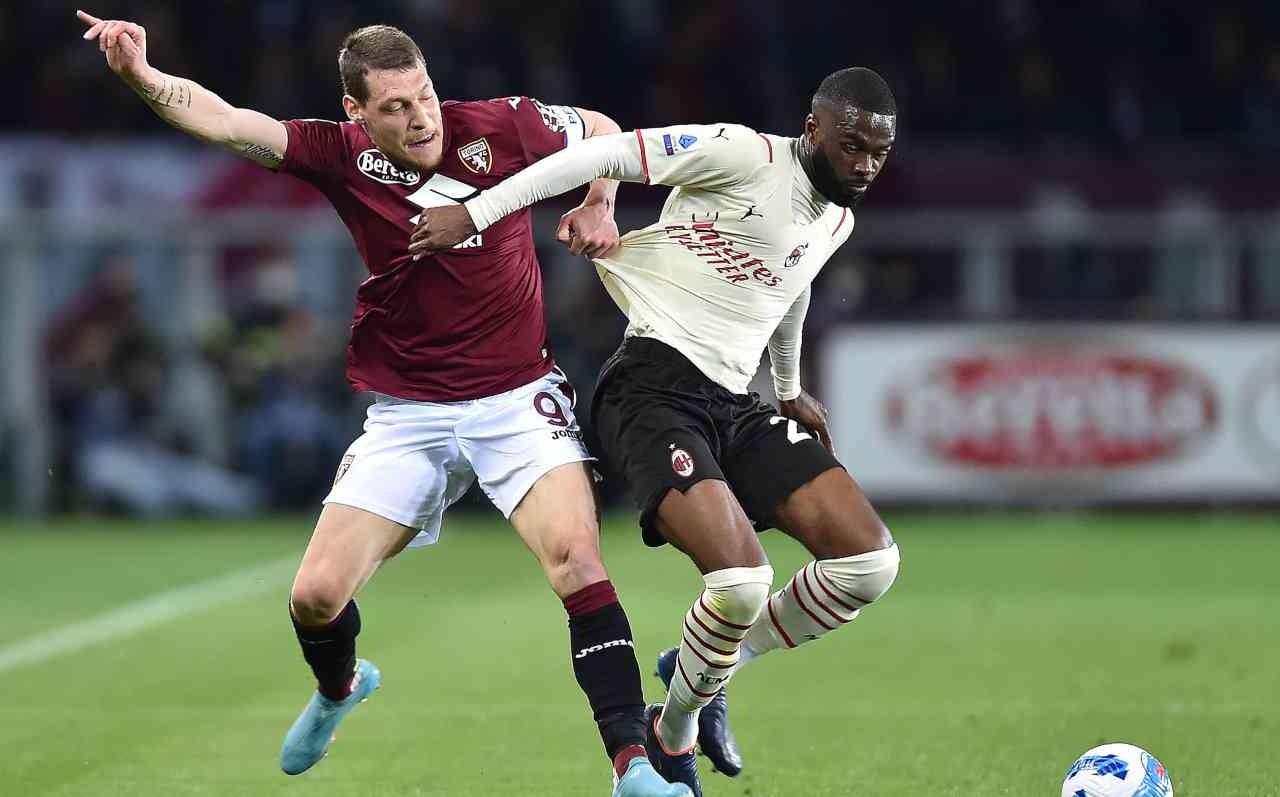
[{"xmin": 1062, "ymin": 743, "xmax": 1173, "ymax": 797}]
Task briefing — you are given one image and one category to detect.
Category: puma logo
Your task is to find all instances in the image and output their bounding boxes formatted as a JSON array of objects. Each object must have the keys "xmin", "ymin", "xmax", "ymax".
[
  {"xmin": 713, "ymin": 127, "xmax": 729, "ymax": 141},
  {"xmin": 741, "ymin": 205, "xmax": 763, "ymax": 220}
]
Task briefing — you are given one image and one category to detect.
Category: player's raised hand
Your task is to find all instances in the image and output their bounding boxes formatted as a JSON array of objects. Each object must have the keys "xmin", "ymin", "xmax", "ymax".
[
  {"xmin": 77, "ymin": 10, "xmax": 149, "ymax": 82},
  {"xmin": 556, "ymin": 200, "xmax": 621, "ymax": 259},
  {"xmin": 779, "ymin": 391, "xmax": 835, "ymax": 453},
  {"xmin": 409, "ymin": 205, "xmax": 477, "ymax": 259}
]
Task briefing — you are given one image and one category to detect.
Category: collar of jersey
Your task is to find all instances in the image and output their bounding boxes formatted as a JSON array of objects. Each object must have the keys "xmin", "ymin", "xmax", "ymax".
[{"xmin": 788, "ymin": 137, "xmax": 830, "ymax": 223}]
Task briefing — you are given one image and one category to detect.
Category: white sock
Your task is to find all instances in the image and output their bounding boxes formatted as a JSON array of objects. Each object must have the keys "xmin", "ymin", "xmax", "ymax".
[
  {"xmin": 657, "ymin": 565, "xmax": 772, "ymax": 753},
  {"xmin": 739, "ymin": 545, "xmax": 901, "ymax": 663}
]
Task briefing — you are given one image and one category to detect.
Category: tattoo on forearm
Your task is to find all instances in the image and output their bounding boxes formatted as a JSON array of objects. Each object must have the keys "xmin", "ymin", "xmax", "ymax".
[
  {"xmin": 140, "ymin": 78, "xmax": 191, "ymax": 109},
  {"xmin": 241, "ymin": 143, "xmax": 283, "ymax": 166}
]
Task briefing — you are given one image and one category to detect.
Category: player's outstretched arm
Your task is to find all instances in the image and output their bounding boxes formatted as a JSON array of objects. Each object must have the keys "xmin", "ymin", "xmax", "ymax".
[
  {"xmin": 77, "ymin": 10, "xmax": 287, "ymax": 168},
  {"xmin": 409, "ymin": 130, "xmax": 642, "ymax": 256},
  {"xmin": 409, "ymin": 122, "xmax": 761, "ymax": 254}
]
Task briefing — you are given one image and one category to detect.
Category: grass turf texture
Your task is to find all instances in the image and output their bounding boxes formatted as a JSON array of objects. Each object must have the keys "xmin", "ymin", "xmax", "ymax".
[{"xmin": 1, "ymin": 512, "xmax": 1276, "ymax": 796}]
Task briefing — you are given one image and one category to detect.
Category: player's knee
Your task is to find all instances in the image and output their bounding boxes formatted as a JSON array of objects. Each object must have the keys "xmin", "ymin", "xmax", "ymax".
[
  {"xmin": 816, "ymin": 543, "xmax": 900, "ymax": 606},
  {"xmin": 290, "ymin": 576, "xmax": 351, "ymax": 626},
  {"xmin": 542, "ymin": 521, "xmax": 607, "ymax": 597},
  {"xmin": 703, "ymin": 564, "xmax": 774, "ymax": 626}
]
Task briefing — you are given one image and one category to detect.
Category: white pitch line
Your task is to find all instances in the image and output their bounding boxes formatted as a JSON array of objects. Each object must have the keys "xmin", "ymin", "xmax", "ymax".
[{"xmin": 0, "ymin": 555, "xmax": 297, "ymax": 674}]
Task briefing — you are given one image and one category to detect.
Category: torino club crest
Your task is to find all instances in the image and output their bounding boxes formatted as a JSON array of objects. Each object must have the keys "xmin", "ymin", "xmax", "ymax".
[
  {"xmin": 333, "ymin": 454, "xmax": 355, "ymax": 485},
  {"xmin": 457, "ymin": 138, "xmax": 492, "ymax": 174}
]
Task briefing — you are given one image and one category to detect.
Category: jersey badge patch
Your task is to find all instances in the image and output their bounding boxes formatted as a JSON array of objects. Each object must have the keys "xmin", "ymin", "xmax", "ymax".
[
  {"xmin": 457, "ymin": 138, "xmax": 493, "ymax": 174},
  {"xmin": 661, "ymin": 132, "xmax": 701, "ymax": 156},
  {"xmin": 785, "ymin": 243, "xmax": 809, "ymax": 268},
  {"xmin": 333, "ymin": 454, "xmax": 355, "ymax": 485},
  {"xmin": 669, "ymin": 444, "xmax": 696, "ymax": 478}
]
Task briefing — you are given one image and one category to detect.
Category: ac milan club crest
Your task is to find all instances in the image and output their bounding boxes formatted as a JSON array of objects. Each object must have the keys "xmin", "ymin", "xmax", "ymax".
[
  {"xmin": 670, "ymin": 445, "xmax": 695, "ymax": 478},
  {"xmin": 784, "ymin": 243, "xmax": 809, "ymax": 268},
  {"xmin": 457, "ymin": 138, "xmax": 493, "ymax": 174}
]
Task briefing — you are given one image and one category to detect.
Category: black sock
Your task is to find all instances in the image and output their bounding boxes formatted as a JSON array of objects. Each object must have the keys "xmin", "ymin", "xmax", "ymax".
[
  {"xmin": 564, "ymin": 581, "xmax": 647, "ymax": 764},
  {"xmin": 292, "ymin": 599, "xmax": 360, "ymax": 700}
]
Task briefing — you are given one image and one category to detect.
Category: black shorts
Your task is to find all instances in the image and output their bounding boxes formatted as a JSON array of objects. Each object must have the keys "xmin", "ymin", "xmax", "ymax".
[{"xmin": 591, "ymin": 336, "xmax": 843, "ymax": 547}]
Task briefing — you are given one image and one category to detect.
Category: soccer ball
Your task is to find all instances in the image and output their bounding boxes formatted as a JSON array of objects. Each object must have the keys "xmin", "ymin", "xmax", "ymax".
[{"xmin": 1061, "ymin": 743, "xmax": 1173, "ymax": 797}]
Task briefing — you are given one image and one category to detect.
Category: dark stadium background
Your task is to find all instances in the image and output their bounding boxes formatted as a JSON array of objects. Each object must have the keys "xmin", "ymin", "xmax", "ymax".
[
  {"xmin": 1, "ymin": 4, "xmax": 1277, "ymax": 796},
  {"xmin": 4, "ymin": 0, "xmax": 1278, "ymax": 513}
]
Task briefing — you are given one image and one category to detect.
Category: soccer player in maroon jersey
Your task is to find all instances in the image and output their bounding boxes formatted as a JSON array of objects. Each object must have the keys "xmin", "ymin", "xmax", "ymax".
[{"xmin": 78, "ymin": 11, "xmax": 690, "ymax": 796}]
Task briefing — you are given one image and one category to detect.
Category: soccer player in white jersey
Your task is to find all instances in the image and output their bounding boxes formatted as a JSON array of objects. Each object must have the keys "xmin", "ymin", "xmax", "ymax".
[{"xmin": 413, "ymin": 68, "xmax": 902, "ymax": 796}]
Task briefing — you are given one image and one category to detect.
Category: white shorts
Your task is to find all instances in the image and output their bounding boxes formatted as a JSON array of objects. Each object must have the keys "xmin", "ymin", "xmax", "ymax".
[{"xmin": 324, "ymin": 369, "xmax": 593, "ymax": 548}]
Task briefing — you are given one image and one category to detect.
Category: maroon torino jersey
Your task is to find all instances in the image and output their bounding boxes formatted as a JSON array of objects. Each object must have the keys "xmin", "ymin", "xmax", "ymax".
[{"xmin": 278, "ymin": 97, "xmax": 586, "ymax": 401}]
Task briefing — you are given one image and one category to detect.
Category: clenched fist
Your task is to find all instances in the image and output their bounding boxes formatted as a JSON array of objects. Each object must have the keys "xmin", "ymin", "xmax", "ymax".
[
  {"xmin": 556, "ymin": 200, "xmax": 620, "ymax": 259},
  {"xmin": 408, "ymin": 205, "xmax": 477, "ymax": 259}
]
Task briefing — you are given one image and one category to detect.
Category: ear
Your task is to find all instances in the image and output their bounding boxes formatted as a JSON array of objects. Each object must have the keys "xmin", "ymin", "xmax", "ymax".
[{"xmin": 342, "ymin": 94, "xmax": 364, "ymax": 124}]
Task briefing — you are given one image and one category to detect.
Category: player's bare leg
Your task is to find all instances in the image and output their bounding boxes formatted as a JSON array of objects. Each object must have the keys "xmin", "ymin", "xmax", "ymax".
[
  {"xmin": 654, "ymin": 480, "xmax": 769, "ymax": 574},
  {"xmin": 280, "ymin": 504, "xmax": 418, "ymax": 775},
  {"xmin": 509, "ymin": 462, "xmax": 608, "ymax": 596},
  {"xmin": 646, "ymin": 480, "xmax": 774, "ymax": 797},
  {"xmin": 739, "ymin": 467, "xmax": 900, "ymax": 663},
  {"xmin": 510, "ymin": 462, "xmax": 690, "ymax": 796},
  {"xmin": 291, "ymin": 503, "xmax": 419, "ymax": 624}
]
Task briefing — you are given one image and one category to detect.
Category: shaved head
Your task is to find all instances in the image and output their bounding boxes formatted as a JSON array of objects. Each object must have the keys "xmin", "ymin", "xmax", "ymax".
[{"xmin": 812, "ymin": 67, "xmax": 896, "ymax": 117}]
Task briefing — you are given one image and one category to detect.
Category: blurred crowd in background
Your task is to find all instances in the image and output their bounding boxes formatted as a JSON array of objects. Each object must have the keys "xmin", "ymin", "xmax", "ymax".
[
  {"xmin": 3, "ymin": 1, "xmax": 1278, "ymax": 514},
  {"xmin": 42, "ymin": 254, "xmax": 356, "ymax": 514},
  {"xmin": 9, "ymin": 1, "xmax": 1280, "ymax": 156}
]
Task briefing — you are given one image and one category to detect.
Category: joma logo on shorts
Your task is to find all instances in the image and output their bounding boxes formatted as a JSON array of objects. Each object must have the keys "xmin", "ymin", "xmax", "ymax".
[
  {"xmin": 574, "ymin": 639, "xmax": 634, "ymax": 659},
  {"xmin": 551, "ymin": 428, "xmax": 584, "ymax": 442}
]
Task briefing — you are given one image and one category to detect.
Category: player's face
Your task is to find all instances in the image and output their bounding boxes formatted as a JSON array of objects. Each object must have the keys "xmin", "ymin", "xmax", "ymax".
[
  {"xmin": 806, "ymin": 104, "xmax": 895, "ymax": 208},
  {"xmin": 346, "ymin": 63, "xmax": 444, "ymax": 172}
]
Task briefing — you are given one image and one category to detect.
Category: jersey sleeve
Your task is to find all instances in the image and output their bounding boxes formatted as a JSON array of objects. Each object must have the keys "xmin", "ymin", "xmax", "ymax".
[
  {"xmin": 507, "ymin": 97, "xmax": 588, "ymax": 166},
  {"xmin": 279, "ymin": 119, "xmax": 351, "ymax": 180},
  {"xmin": 633, "ymin": 124, "xmax": 770, "ymax": 190},
  {"xmin": 768, "ymin": 287, "xmax": 811, "ymax": 401}
]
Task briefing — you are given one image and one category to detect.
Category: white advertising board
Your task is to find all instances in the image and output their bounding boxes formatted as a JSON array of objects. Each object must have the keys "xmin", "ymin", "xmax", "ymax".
[{"xmin": 818, "ymin": 325, "xmax": 1280, "ymax": 502}]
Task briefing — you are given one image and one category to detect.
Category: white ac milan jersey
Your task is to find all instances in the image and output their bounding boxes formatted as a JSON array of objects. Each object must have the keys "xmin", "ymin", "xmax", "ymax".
[{"xmin": 595, "ymin": 124, "xmax": 853, "ymax": 394}]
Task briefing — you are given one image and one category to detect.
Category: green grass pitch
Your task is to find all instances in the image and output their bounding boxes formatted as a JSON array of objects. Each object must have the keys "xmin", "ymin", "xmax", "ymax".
[{"xmin": 1, "ymin": 511, "xmax": 1277, "ymax": 796}]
